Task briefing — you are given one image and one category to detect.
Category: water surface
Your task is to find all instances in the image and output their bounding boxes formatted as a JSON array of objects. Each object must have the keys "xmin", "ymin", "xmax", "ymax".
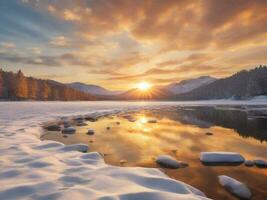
[{"xmin": 43, "ymin": 105, "xmax": 267, "ymax": 200}]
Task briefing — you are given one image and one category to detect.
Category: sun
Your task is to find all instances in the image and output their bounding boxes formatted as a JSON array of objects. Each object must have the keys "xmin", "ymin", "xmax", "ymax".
[{"xmin": 137, "ymin": 82, "xmax": 151, "ymax": 91}]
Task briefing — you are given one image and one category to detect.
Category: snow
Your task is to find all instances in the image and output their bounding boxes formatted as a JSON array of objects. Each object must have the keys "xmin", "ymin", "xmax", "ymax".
[
  {"xmin": 166, "ymin": 76, "xmax": 216, "ymax": 95},
  {"xmin": 218, "ymin": 175, "xmax": 252, "ymax": 199},
  {"xmin": 156, "ymin": 155, "xmax": 181, "ymax": 169},
  {"xmin": 0, "ymin": 102, "xmax": 211, "ymax": 200},
  {"xmin": 200, "ymin": 152, "xmax": 245, "ymax": 163}
]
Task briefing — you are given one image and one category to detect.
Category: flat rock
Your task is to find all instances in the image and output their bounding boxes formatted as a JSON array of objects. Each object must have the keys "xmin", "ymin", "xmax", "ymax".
[
  {"xmin": 218, "ymin": 175, "xmax": 252, "ymax": 199},
  {"xmin": 254, "ymin": 159, "xmax": 267, "ymax": 168},
  {"xmin": 156, "ymin": 155, "xmax": 180, "ymax": 169},
  {"xmin": 45, "ymin": 124, "xmax": 61, "ymax": 131},
  {"xmin": 76, "ymin": 122, "xmax": 87, "ymax": 126},
  {"xmin": 200, "ymin": 152, "xmax": 245, "ymax": 164},
  {"xmin": 62, "ymin": 127, "xmax": 76, "ymax": 134}
]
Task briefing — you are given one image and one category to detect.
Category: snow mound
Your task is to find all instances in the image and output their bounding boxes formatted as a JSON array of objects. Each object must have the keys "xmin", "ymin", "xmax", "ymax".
[
  {"xmin": 200, "ymin": 152, "xmax": 245, "ymax": 164},
  {"xmin": 0, "ymin": 102, "xmax": 211, "ymax": 200},
  {"xmin": 218, "ymin": 175, "xmax": 251, "ymax": 199}
]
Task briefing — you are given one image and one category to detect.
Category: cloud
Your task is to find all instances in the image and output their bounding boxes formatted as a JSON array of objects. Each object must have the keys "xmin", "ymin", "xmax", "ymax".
[
  {"xmin": 49, "ymin": 36, "xmax": 69, "ymax": 47},
  {"xmin": 2, "ymin": 0, "xmax": 267, "ymax": 89},
  {"xmin": 0, "ymin": 42, "xmax": 15, "ymax": 49}
]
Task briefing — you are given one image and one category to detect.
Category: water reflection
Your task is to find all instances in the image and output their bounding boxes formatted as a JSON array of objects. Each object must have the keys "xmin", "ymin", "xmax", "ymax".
[
  {"xmin": 42, "ymin": 106, "xmax": 267, "ymax": 200},
  {"xmin": 173, "ymin": 106, "xmax": 267, "ymax": 142}
]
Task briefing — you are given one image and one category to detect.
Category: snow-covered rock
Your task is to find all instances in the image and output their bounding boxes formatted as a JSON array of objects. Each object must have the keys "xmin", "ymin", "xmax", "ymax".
[
  {"xmin": 156, "ymin": 155, "xmax": 181, "ymax": 169},
  {"xmin": 200, "ymin": 152, "xmax": 245, "ymax": 163},
  {"xmin": 62, "ymin": 127, "xmax": 76, "ymax": 134},
  {"xmin": 218, "ymin": 175, "xmax": 252, "ymax": 199}
]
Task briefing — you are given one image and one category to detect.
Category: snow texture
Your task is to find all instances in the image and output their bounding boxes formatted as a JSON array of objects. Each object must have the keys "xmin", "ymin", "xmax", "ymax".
[{"xmin": 0, "ymin": 102, "xmax": 213, "ymax": 200}]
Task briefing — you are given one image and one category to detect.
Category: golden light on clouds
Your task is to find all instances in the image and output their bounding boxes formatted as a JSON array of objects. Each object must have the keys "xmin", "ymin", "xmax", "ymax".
[{"xmin": 1, "ymin": 0, "xmax": 267, "ymax": 90}]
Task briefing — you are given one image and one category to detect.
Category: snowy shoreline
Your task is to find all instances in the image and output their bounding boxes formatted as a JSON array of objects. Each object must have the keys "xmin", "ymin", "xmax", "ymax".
[
  {"xmin": 1, "ymin": 101, "xmax": 267, "ymax": 200},
  {"xmin": 0, "ymin": 102, "xmax": 214, "ymax": 200}
]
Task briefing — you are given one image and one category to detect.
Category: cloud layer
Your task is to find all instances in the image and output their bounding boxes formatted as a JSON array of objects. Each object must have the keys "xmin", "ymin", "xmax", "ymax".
[{"xmin": 0, "ymin": 0, "xmax": 267, "ymax": 89}]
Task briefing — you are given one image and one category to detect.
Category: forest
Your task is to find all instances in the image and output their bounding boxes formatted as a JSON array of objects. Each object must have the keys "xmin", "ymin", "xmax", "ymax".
[{"xmin": 0, "ymin": 69, "xmax": 96, "ymax": 101}]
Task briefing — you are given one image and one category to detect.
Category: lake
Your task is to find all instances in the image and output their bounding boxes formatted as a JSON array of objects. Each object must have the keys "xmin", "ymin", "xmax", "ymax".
[{"xmin": 42, "ymin": 103, "xmax": 267, "ymax": 200}]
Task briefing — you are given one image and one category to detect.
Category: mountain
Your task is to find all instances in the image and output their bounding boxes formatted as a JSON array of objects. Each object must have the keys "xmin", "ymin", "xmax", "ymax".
[
  {"xmin": 164, "ymin": 76, "xmax": 216, "ymax": 94},
  {"xmin": 0, "ymin": 69, "xmax": 97, "ymax": 101},
  {"xmin": 67, "ymin": 82, "xmax": 124, "ymax": 96},
  {"xmin": 175, "ymin": 66, "xmax": 267, "ymax": 100}
]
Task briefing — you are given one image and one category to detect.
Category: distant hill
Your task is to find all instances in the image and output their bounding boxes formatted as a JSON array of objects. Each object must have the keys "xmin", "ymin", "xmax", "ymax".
[
  {"xmin": 175, "ymin": 66, "xmax": 267, "ymax": 100},
  {"xmin": 0, "ymin": 69, "xmax": 97, "ymax": 101},
  {"xmin": 164, "ymin": 76, "xmax": 216, "ymax": 94},
  {"xmin": 67, "ymin": 82, "xmax": 123, "ymax": 96}
]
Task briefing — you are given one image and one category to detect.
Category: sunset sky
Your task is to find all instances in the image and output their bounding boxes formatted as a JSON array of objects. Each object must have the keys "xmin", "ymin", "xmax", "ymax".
[{"xmin": 0, "ymin": 0, "xmax": 267, "ymax": 90}]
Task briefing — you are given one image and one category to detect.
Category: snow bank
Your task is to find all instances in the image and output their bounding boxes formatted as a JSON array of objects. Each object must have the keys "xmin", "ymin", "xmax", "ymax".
[
  {"xmin": 0, "ymin": 102, "xmax": 211, "ymax": 200},
  {"xmin": 200, "ymin": 152, "xmax": 245, "ymax": 164}
]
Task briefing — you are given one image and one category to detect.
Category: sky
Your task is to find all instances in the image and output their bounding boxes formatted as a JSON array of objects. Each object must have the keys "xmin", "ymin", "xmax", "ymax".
[{"xmin": 0, "ymin": 0, "xmax": 267, "ymax": 90}]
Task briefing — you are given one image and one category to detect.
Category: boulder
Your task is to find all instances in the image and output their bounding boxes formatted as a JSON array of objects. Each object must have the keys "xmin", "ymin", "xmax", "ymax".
[{"xmin": 218, "ymin": 175, "xmax": 251, "ymax": 199}]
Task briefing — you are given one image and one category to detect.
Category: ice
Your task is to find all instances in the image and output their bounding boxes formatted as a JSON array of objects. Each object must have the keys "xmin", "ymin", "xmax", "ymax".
[
  {"xmin": 0, "ymin": 102, "xmax": 212, "ymax": 200},
  {"xmin": 200, "ymin": 152, "xmax": 245, "ymax": 164},
  {"xmin": 218, "ymin": 175, "xmax": 251, "ymax": 199}
]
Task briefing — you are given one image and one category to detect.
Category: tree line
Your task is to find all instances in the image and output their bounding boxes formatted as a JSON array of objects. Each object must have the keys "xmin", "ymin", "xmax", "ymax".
[
  {"xmin": 176, "ymin": 65, "xmax": 267, "ymax": 100},
  {"xmin": 0, "ymin": 69, "xmax": 97, "ymax": 101}
]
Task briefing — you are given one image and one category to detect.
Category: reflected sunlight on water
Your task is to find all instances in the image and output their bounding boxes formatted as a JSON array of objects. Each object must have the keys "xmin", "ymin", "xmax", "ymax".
[{"xmin": 42, "ymin": 106, "xmax": 267, "ymax": 200}]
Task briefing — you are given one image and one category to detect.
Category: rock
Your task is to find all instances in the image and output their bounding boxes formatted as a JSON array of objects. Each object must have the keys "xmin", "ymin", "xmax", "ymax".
[
  {"xmin": 156, "ymin": 155, "xmax": 180, "ymax": 169},
  {"xmin": 61, "ymin": 127, "xmax": 76, "ymax": 134},
  {"xmin": 116, "ymin": 122, "xmax": 120, "ymax": 125},
  {"xmin": 74, "ymin": 116, "xmax": 84, "ymax": 121},
  {"xmin": 200, "ymin": 152, "xmax": 245, "ymax": 164},
  {"xmin": 179, "ymin": 161, "xmax": 189, "ymax": 168},
  {"xmin": 63, "ymin": 135, "xmax": 68, "ymax": 138},
  {"xmin": 76, "ymin": 122, "xmax": 87, "ymax": 126},
  {"xmin": 62, "ymin": 144, "xmax": 88, "ymax": 152},
  {"xmin": 87, "ymin": 129, "xmax": 95, "ymax": 135},
  {"xmin": 120, "ymin": 160, "xmax": 127, "ymax": 165},
  {"xmin": 106, "ymin": 127, "xmax": 110, "ymax": 130},
  {"xmin": 205, "ymin": 132, "xmax": 213, "ymax": 136},
  {"xmin": 254, "ymin": 159, "xmax": 267, "ymax": 168},
  {"xmin": 244, "ymin": 160, "xmax": 254, "ymax": 167},
  {"xmin": 218, "ymin": 175, "xmax": 252, "ymax": 199},
  {"xmin": 147, "ymin": 119, "xmax": 157, "ymax": 123},
  {"xmin": 63, "ymin": 121, "xmax": 71, "ymax": 128},
  {"xmin": 45, "ymin": 124, "xmax": 61, "ymax": 131},
  {"xmin": 85, "ymin": 116, "xmax": 98, "ymax": 122}
]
